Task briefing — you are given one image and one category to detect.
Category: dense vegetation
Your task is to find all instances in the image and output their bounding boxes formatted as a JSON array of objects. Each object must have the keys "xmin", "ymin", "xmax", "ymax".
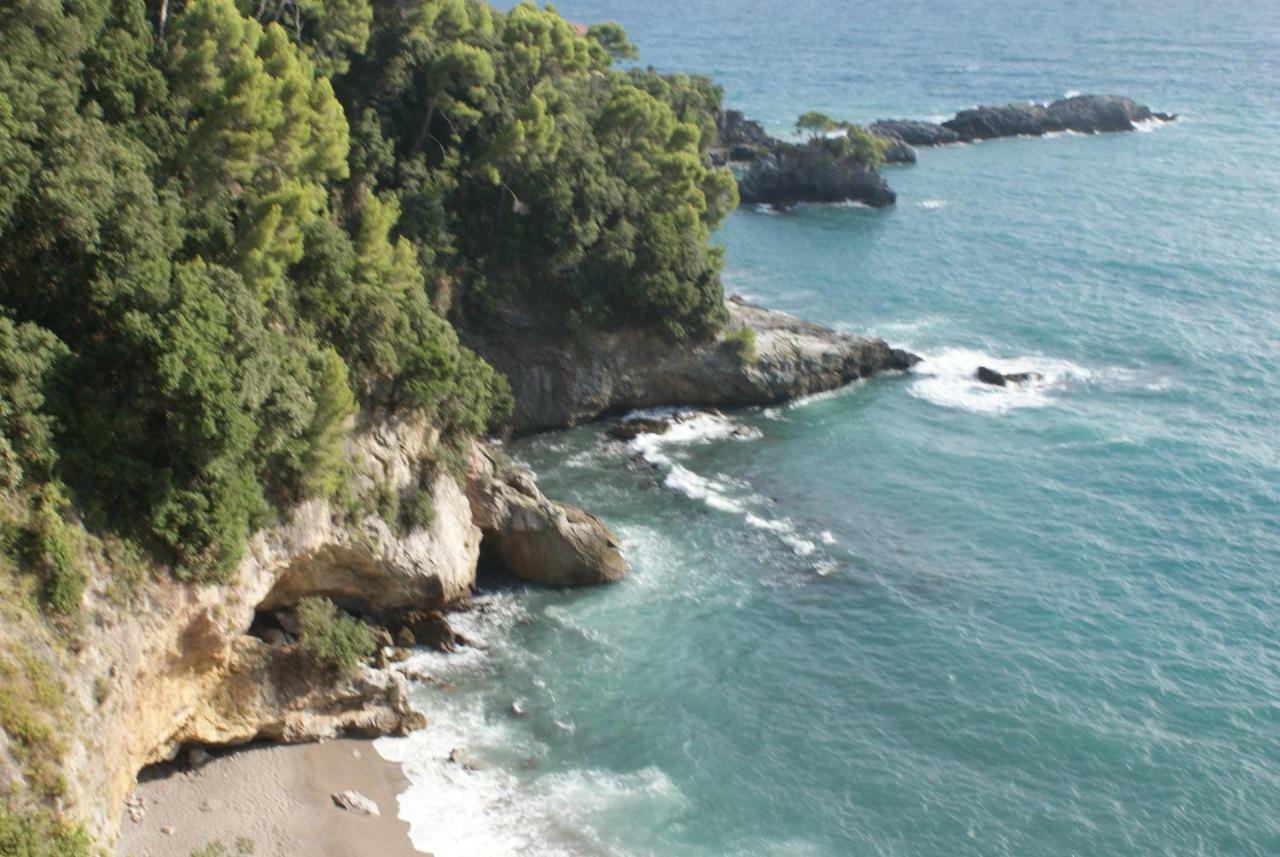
[
  {"xmin": 295, "ymin": 595, "xmax": 377, "ymax": 676},
  {"xmin": 0, "ymin": 0, "xmax": 734, "ymax": 586},
  {"xmin": 0, "ymin": 0, "xmax": 736, "ymax": 843}
]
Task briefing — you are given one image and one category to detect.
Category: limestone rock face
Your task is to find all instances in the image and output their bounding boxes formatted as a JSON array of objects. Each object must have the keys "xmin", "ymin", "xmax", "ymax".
[
  {"xmin": 467, "ymin": 447, "xmax": 628, "ymax": 586},
  {"xmin": 58, "ymin": 415, "xmax": 475, "ymax": 844},
  {"xmin": 469, "ymin": 299, "xmax": 919, "ymax": 433}
]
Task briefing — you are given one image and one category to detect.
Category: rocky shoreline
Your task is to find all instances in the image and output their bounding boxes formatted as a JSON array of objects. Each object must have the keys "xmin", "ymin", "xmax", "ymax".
[
  {"xmin": 61, "ymin": 301, "xmax": 914, "ymax": 850},
  {"xmin": 469, "ymin": 298, "xmax": 919, "ymax": 433}
]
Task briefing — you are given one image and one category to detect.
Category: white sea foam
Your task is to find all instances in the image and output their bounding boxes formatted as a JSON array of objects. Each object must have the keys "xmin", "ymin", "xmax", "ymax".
[
  {"xmin": 919, "ymin": 199, "xmax": 949, "ymax": 209},
  {"xmin": 377, "ymin": 593, "xmax": 690, "ymax": 857},
  {"xmin": 1132, "ymin": 117, "xmax": 1165, "ymax": 133},
  {"xmin": 908, "ymin": 347, "xmax": 1092, "ymax": 414},
  {"xmin": 1064, "ymin": 89, "xmax": 1082, "ymax": 99},
  {"xmin": 623, "ymin": 411, "xmax": 826, "ymax": 560}
]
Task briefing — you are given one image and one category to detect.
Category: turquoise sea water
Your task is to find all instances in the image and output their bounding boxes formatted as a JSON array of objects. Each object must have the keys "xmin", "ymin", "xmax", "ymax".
[{"xmin": 378, "ymin": 2, "xmax": 1280, "ymax": 854}]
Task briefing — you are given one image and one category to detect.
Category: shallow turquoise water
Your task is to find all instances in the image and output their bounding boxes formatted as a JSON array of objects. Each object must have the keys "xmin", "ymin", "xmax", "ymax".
[{"xmin": 378, "ymin": 2, "xmax": 1280, "ymax": 854}]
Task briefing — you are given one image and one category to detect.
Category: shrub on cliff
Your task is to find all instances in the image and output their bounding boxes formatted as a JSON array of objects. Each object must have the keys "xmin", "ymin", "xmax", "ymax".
[{"xmin": 295, "ymin": 597, "xmax": 377, "ymax": 677}]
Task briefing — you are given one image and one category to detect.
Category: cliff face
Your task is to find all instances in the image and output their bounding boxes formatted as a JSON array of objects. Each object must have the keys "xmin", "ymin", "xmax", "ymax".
[
  {"xmin": 7, "ymin": 414, "xmax": 626, "ymax": 846},
  {"xmin": 469, "ymin": 299, "xmax": 920, "ymax": 433}
]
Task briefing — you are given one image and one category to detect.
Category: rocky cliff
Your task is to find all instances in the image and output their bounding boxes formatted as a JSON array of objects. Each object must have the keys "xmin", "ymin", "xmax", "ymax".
[
  {"xmin": 3, "ymin": 414, "xmax": 625, "ymax": 847},
  {"xmin": 468, "ymin": 298, "xmax": 920, "ymax": 433}
]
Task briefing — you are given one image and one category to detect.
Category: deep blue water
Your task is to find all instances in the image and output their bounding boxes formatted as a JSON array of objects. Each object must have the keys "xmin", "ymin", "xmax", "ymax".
[{"xmin": 378, "ymin": 2, "xmax": 1280, "ymax": 854}]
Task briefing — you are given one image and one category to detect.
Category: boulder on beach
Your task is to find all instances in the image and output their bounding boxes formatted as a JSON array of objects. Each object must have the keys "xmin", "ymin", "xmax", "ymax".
[{"xmin": 331, "ymin": 789, "xmax": 381, "ymax": 817}]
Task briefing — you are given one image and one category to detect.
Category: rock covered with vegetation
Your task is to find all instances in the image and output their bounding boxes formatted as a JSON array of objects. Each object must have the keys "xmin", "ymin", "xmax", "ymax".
[{"xmin": 713, "ymin": 109, "xmax": 897, "ymax": 208}]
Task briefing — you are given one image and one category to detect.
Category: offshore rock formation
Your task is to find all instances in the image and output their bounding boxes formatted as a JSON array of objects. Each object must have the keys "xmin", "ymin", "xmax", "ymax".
[
  {"xmin": 712, "ymin": 110, "xmax": 898, "ymax": 208},
  {"xmin": 38, "ymin": 415, "xmax": 624, "ymax": 845},
  {"xmin": 872, "ymin": 94, "xmax": 1175, "ymax": 149},
  {"xmin": 736, "ymin": 144, "xmax": 896, "ymax": 209},
  {"xmin": 469, "ymin": 299, "xmax": 920, "ymax": 433}
]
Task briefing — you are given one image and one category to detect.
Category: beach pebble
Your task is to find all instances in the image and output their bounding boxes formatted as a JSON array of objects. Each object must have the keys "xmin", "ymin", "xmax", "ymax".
[
  {"xmin": 161, "ymin": 826, "xmax": 175, "ymax": 836},
  {"xmin": 331, "ymin": 789, "xmax": 381, "ymax": 817},
  {"xmin": 187, "ymin": 747, "xmax": 212, "ymax": 769}
]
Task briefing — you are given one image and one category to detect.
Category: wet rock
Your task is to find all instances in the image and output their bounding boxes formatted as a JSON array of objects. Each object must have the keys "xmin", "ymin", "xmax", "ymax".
[
  {"xmin": 1003, "ymin": 371, "xmax": 1044, "ymax": 384},
  {"xmin": 607, "ymin": 418, "xmax": 671, "ymax": 441},
  {"xmin": 869, "ymin": 119, "xmax": 963, "ymax": 147},
  {"xmin": 976, "ymin": 366, "xmax": 1008, "ymax": 387},
  {"xmin": 395, "ymin": 626, "xmax": 416, "ymax": 648}
]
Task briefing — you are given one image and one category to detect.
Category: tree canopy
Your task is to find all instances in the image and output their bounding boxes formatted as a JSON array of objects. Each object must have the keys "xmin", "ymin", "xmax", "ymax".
[{"xmin": 0, "ymin": 0, "xmax": 736, "ymax": 589}]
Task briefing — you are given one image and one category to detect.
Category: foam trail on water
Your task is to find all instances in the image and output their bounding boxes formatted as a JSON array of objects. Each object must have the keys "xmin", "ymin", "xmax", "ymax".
[
  {"xmin": 908, "ymin": 347, "xmax": 1092, "ymax": 414},
  {"xmin": 625, "ymin": 411, "xmax": 825, "ymax": 560}
]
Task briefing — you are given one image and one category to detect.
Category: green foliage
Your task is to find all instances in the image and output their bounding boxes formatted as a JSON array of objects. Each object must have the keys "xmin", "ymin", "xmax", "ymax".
[
  {"xmin": 0, "ymin": 808, "xmax": 90, "ymax": 857},
  {"xmin": 0, "ymin": 0, "xmax": 733, "ymax": 602},
  {"xmin": 587, "ymin": 22, "xmax": 637, "ymax": 62},
  {"xmin": 841, "ymin": 123, "xmax": 888, "ymax": 166},
  {"xmin": 723, "ymin": 326, "xmax": 757, "ymax": 364},
  {"xmin": 0, "ymin": 638, "xmax": 71, "ymax": 802},
  {"xmin": 189, "ymin": 835, "xmax": 256, "ymax": 857},
  {"xmin": 796, "ymin": 110, "xmax": 837, "ymax": 139},
  {"xmin": 399, "ymin": 483, "xmax": 436, "ymax": 532},
  {"xmin": 295, "ymin": 596, "xmax": 376, "ymax": 676}
]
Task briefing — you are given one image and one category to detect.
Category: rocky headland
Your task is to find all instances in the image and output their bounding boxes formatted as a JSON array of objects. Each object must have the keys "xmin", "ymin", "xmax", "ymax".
[{"xmin": 467, "ymin": 297, "xmax": 920, "ymax": 433}]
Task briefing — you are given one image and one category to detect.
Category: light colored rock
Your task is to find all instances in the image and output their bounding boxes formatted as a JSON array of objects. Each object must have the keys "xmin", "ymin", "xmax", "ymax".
[
  {"xmin": 42, "ymin": 415, "xmax": 476, "ymax": 844},
  {"xmin": 468, "ymin": 448, "xmax": 628, "ymax": 586},
  {"xmin": 331, "ymin": 789, "xmax": 381, "ymax": 817}
]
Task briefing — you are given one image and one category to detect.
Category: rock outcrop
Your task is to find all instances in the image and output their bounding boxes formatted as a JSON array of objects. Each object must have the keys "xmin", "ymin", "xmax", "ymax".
[
  {"xmin": 874, "ymin": 94, "xmax": 1175, "ymax": 148},
  {"xmin": 43, "ymin": 410, "xmax": 620, "ymax": 846},
  {"xmin": 467, "ymin": 447, "xmax": 628, "ymax": 587},
  {"xmin": 869, "ymin": 119, "xmax": 963, "ymax": 147},
  {"xmin": 737, "ymin": 143, "xmax": 896, "ymax": 209},
  {"xmin": 712, "ymin": 110, "xmax": 898, "ymax": 208},
  {"xmin": 468, "ymin": 298, "xmax": 920, "ymax": 433}
]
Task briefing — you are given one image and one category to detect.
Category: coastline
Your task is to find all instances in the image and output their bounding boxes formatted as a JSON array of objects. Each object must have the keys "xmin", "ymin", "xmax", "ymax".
[{"xmin": 116, "ymin": 739, "xmax": 427, "ymax": 857}]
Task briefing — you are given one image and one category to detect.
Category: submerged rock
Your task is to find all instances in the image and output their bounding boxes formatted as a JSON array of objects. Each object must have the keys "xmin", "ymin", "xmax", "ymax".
[{"xmin": 607, "ymin": 417, "xmax": 672, "ymax": 441}]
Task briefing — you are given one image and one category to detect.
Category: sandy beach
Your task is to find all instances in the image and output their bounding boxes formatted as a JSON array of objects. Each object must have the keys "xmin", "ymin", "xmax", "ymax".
[{"xmin": 117, "ymin": 739, "xmax": 427, "ymax": 857}]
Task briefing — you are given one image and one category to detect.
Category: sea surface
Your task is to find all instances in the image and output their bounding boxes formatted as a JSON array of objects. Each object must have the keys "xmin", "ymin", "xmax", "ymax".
[{"xmin": 378, "ymin": 1, "xmax": 1280, "ymax": 854}]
